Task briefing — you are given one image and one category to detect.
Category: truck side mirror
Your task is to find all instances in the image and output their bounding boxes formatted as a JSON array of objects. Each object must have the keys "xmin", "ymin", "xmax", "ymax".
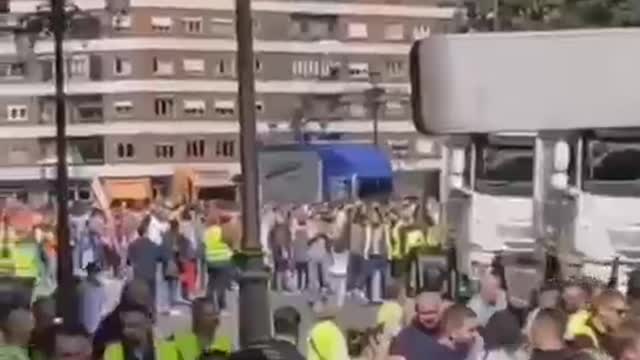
[
  {"xmin": 551, "ymin": 141, "xmax": 570, "ymax": 190},
  {"xmin": 450, "ymin": 148, "xmax": 466, "ymax": 190}
]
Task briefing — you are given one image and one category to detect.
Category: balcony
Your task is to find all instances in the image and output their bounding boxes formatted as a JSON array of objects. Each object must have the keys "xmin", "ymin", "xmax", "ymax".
[
  {"xmin": 39, "ymin": 95, "xmax": 104, "ymax": 124},
  {"xmin": 299, "ymin": 95, "xmax": 345, "ymax": 121},
  {"xmin": 289, "ymin": 14, "xmax": 338, "ymax": 41},
  {"xmin": 38, "ymin": 136, "xmax": 105, "ymax": 166}
]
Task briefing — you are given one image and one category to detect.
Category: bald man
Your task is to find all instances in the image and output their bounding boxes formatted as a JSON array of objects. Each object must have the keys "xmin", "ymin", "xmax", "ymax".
[
  {"xmin": 2, "ymin": 307, "xmax": 34, "ymax": 360},
  {"xmin": 389, "ymin": 292, "xmax": 466, "ymax": 360}
]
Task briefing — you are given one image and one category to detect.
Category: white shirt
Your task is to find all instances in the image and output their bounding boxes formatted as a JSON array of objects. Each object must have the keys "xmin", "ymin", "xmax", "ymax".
[{"xmin": 147, "ymin": 215, "xmax": 169, "ymax": 245}]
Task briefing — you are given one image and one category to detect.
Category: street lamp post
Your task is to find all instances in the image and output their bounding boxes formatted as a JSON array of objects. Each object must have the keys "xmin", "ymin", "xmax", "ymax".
[
  {"xmin": 50, "ymin": 0, "xmax": 76, "ymax": 325},
  {"xmin": 235, "ymin": 0, "xmax": 271, "ymax": 348},
  {"xmin": 367, "ymin": 72, "xmax": 384, "ymax": 148}
]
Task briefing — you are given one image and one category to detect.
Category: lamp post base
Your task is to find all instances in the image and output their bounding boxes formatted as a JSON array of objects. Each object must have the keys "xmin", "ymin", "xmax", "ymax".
[{"xmin": 237, "ymin": 253, "xmax": 272, "ymax": 348}]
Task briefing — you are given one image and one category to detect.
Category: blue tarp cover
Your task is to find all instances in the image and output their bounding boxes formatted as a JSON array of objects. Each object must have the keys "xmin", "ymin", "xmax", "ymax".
[{"xmin": 313, "ymin": 144, "xmax": 393, "ymax": 180}]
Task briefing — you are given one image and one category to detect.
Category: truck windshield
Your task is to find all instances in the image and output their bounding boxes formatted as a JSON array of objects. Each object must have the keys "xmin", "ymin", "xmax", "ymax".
[
  {"xmin": 475, "ymin": 144, "xmax": 534, "ymax": 196},
  {"xmin": 584, "ymin": 139, "xmax": 640, "ymax": 195}
]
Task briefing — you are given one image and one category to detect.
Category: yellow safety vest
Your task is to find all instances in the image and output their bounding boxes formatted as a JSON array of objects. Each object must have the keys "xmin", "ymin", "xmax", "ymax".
[
  {"xmin": 14, "ymin": 249, "xmax": 38, "ymax": 279},
  {"xmin": 307, "ymin": 320, "xmax": 349, "ymax": 360},
  {"xmin": 204, "ymin": 226, "xmax": 232, "ymax": 263},
  {"xmin": 104, "ymin": 340, "xmax": 179, "ymax": 360},
  {"xmin": 566, "ymin": 310, "xmax": 600, "ymax": 347},
  {"xmin": 406, "ymin": 229, "xmax": 426, "ymax": 251},
  {"xmin": 390, "ymin": 222, "xmax": 405, "ymax": 259},
  {"xmin": 173, "ymin": 331, "xmax": 233, "ymax": 360}
]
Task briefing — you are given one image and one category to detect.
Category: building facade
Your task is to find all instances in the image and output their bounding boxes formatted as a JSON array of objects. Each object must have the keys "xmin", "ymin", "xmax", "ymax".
[{"xmin": 0, "ymin": 0, "xmax": 454, "ymax": 203}]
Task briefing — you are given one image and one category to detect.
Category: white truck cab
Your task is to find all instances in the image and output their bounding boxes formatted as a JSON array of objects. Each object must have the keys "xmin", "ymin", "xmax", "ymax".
[{"xmin": 411, "ymin": 29, "xmax": 640, "ymax": 288}]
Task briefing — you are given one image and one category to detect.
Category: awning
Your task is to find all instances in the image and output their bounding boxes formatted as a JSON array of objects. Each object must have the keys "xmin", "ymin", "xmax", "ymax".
[
  {"xmin": 104, "ymin": 178, "xmax": 152, "ymax": 201},
  {"xmin": 314, "ymin": 144, "xmax": 393, "ymax": 180},
  {"xmin": 194, "ymin": 171, "xmax": 234, "ymax": 188},
  {"xmin": 314, "ymin": 143, "xmax": 393, "ymax": 197}
]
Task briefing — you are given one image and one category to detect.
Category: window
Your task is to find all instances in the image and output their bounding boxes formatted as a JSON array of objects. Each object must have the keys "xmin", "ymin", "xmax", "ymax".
[
  {"xmin": 320, "ymin": 60, "xmax": 341, "ymax": 79},
  {"xmin": 216, "ymin": 140, "xmax": 235, "ymax": 157},
  {"xmin": 77, "ymin": 187, "xmax": 92, "ymax": 201},
  {"xmin": 384, "ymin": 24, "xmax": 404, "ymax": 40},
  {"xmin": 154, "ymin": 98, "xmax": 174, "ymax": 116},
  {"xmin": 76, "ymin": 105, "xmax": 102, "ymax": 122},
  {"xmin": 8, "ymin": 146, "xmax": 29, "ymax": 165},
  {"xmin": 152, "ymin": 57, "xmax": 174, "ymax": 75},
  {"xmin": 68, "ymin": 56, "xmax": 89, "ymax": 78},
  {"xmin": 349, "ymin": 103, "xmax": 366, "ymax": 118},
  {"xmin": 151, "ymin": 16, "xmax": 172, "ymax": 32},
  {"xmin": 7, "ymin": 105, "xmax": 27, "ymax": 122},
  {"xmin": 348, "ymin": 62, "xmax": 369, "ymax": 79},
  {"xmin": 114, "ymin": 101, "xmax": 133, "ymax": 116},
  {"xmin": 413, "ymin": 25, "xmax": 431, "ymax": 40},
  {"xmin": 214, "ymin": 59, "xmax": 235, "ymax": 76},
  {"xmin": 183, "ymin": 58, "xmax": 205, "ymax": 74},
  {"xmin": 116, "ymin": 143, "xmax": 135, "ymax": 159},
  {"xmin": 347, "ymin": 22, "xmax": 368, "ymax": 39},
  {"xmin": 186, "ymin": 139, "xmax": 205, "ymax": 158},
  {"xmin": 182, "ymin": 17, "xmax": 203, "ymax": 33},
  {"xmin": 292, "ymin": 60, "xmax": 319, "ymax": 78},
  {"xmin": 386, "ymin": 60, "xmax": 405, "ymax": 77},
  {"xmin": 183, "ymin": 99, "xmax": 205, "ymax": 116},
  {"xmin": 0, "ymin": 63, "xmax": 24, "ymax": 78},
  {"xmin": 112, "ymin": 14, "xmax": 131, "ymax": 30},
  {"xmin": 214, "ymin": 100, "xmax": 235, "ymax": 116},
  {"xmin": 210, "ymin": 18, "xmax": 234, "ymax": 38},
  {"xmin": 385, "ymin": 101, "xmax": 405, "ymax": 117},
  {"xmin": 155, "ymin": 144, "xmax": 175, "ymax": 159},
  {"xmin": 255, "ymin": 100, "xmax": 264, "ymax": 113},
  {"xmin": 114, "ymin": 57, "xmax": 132, "ymax": 76}
]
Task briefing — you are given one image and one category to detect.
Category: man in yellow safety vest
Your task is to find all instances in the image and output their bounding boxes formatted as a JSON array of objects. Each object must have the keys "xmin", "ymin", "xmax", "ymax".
[
  {"xmin": 203, "ymin": 213, "xmax": 234, "ymax": 311},
  {"xmin": 172, "ymin": 297, "xmax": 233, "ymax": 360},
  {"xmin": 103, "ymin": 303, "xmax": 178, "ymax": 360}
]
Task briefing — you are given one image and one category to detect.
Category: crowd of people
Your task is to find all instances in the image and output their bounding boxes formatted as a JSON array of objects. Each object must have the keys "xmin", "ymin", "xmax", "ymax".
[{"xmin": 9, "ymin": 195, "xmax": 640, "ymax": 360}]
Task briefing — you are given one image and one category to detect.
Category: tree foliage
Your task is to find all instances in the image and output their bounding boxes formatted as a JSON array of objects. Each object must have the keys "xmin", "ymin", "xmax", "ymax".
[{"xmin": 466, "ymin": 0, "xmax": 640, "ymax": 31}]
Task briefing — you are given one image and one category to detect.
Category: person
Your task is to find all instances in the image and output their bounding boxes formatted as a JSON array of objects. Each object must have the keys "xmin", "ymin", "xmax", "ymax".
[
  {"xmin": 48, "ymin": 322, "xmax": 93, "ymax": 360},
  {"xmin": 291, "ymin": 215, "xmax": 310, "ymax": 292},
  {"xmin": 270, "ymin": 211, "xmax": 292, "ymax": 292},
  {"xmin": 530, "ymin": 308, "xmax": 573, "ymax": 360},
  {"xmin": 437, "ymin": 304, "xmax": 481, "ymax": 360},
  {"xmin": 307, "ymin": 302, "xmax": 350, "ymax": 360},
  {"xmin": 563, "ymin": 281, "xmax": 591, "ymax": 315},
  {"xmin": 568, "ymin": 289, "xmax": 628, "ymax": 356},
  {"xmin": 78, "ymin": 262, "xmax": 107, "ymax": 335},
  {"xmin": 273, "ymin": 306, "xmax": 301, "ymax": 347},
  {"xmin": 626, "ymin": 269, "xmax": 640, "ymax": 319},
  {"xmin": 525, "ymin": 283, "xmax": 562, "ymax": 336},
  {"xmin": 389, "ymin": 291, "xmax": 461, "ymax": 360},
  {"xmin": 161, "ymin": 219, "xmax": 184, "ymax": 310},
  {"xmin": 1, "ymin": 307, "xmax": 34, "ymax": 360},
  {"xmin": 376, "ymin": 283, "xmax": 404, "ymax": 338},
  {"xmin": 364, "ymin": 208, "xmax": 391, "ymax": 304},
  {"xmin": 203, "ymin": 212, "xmax": 234, "ymax": 312},
  {"xmin": 468, "ymin": 271, "xmax": 507, "ymax": 327},
  {"xmin": 173, "ymin": 297, "xmax": 232, "ymax": 360},
  {"xmin": 481, "ymin": 310, "xmax": 528, "ymax": 360},
  {"xmin": 611, "ymin": 318, "xmax": 640, "ymax": 360},
  {"xmin": 103, "ymin": 303, "xmax": 178, "ymax": 360},
  {"xmin": 128, "ymin": 216, "xmax": 166, "ymax": 300},
  {"xmin": 92, "ymin": 279, "xmax": 153, "ymax": 360},
  {"xmin": 29, "ymin": 296, "xmax": 56, "ymax": 359},
  {"xmin": 347, "ymin": 209, "xmax": 368, "ymax": 302},
  {"xmin": 178, "ymin": 211, "xmax": 200, "ymax": 301}
]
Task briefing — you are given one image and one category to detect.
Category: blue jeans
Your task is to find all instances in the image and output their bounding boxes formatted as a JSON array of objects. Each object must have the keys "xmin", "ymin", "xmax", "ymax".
[
  {"xmin": 206, "ymin": 261, "xmax": 233, "ymax": 310},
  {"xmin": 364, "ymin": 255, "xmax": 388, "ymax": 301}
]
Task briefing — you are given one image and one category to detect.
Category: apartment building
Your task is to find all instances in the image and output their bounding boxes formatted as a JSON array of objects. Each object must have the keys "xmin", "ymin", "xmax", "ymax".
[{"xmin": 0, "ymin": 0, "xmax": 456, "ymax": 203}]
